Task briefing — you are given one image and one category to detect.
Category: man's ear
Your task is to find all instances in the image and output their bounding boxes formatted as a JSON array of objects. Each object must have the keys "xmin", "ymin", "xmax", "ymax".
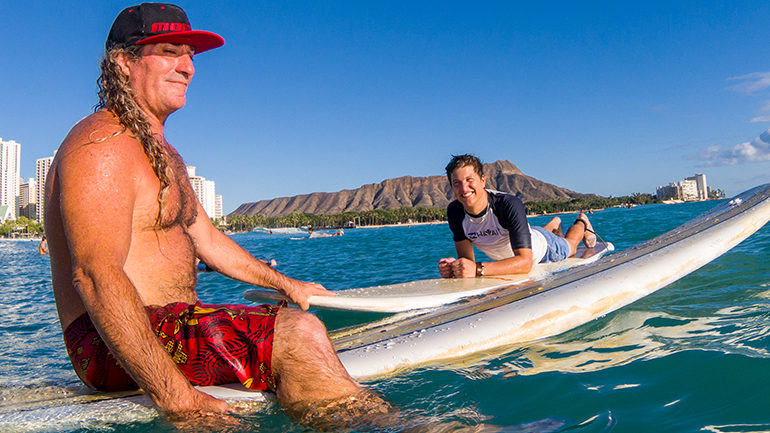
[{"xmin": 113, "ymin": 51, "xmax": 133, "ymax": 77}]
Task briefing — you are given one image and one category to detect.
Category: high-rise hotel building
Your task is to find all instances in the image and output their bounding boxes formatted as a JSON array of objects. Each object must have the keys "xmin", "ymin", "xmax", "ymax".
[
  {"xmin": 19, "ymin": 178, "xmax": 37, "ymax": 220},
  {"xmin": 685, "ymin": 174, "xmax": 708, "ymax": 201},
  {"xmin": 657, "ymin": 173, "xmax": 709, "ymax": 202},
  {"xmin": 0, "ymin": 138, "xmax": 21, "ymax": 221},
  {"xmin": 186, "ymin": 166, "xmax": 223, "ymax": 220},
  {"xmin": 36, "ymin": 153, "xmax": 56, "ymax": 222}
]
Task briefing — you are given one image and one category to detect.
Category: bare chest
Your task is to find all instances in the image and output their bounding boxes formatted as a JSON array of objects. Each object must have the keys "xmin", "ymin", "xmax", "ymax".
[{"xmin": 135, "ymin": 145, "xmax": 198, "ymax": 232}]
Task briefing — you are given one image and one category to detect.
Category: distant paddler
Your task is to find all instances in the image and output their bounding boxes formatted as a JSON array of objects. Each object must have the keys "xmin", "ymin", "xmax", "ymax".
[
  {"xmin": 306, "ymin": 226, "xmax": 344, "ymax": 238},
  {"xmin": 438, "ymin": 154, "xmax": 598, "ymax": 278}
]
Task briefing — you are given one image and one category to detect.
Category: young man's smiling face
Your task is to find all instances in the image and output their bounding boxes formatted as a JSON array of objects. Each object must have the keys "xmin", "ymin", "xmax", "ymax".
[{"xmin": 450, "ymin": 164, "xmax": 487, "ymax": 214}]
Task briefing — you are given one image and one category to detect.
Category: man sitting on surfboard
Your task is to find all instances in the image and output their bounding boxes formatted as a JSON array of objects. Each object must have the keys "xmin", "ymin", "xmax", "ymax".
[
  {"xmin": 438, "ymin": 154, "xmax": 596, "ymax": 278},
  {"xmin": 45, "ymin": 3, "xmax": 385, "ymax": 421}
]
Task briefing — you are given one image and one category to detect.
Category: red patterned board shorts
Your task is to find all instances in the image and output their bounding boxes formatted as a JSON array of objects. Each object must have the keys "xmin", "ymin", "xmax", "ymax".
[{"xmin": 63, "ymin": 301, "xmax": 282, "ymax": 392}]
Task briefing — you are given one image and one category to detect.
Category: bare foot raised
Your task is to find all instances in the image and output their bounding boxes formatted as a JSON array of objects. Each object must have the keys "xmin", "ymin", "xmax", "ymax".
[{"xmin": 576, "ymin": 213, "xmax": 596, "ymax": 248}]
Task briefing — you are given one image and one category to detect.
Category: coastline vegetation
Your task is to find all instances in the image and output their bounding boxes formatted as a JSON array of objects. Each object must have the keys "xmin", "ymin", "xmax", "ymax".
[
  {"xmin": 524, "ymin": 193, "xmax": 660, "ymax": 215},
  {"xmin": 0, "ymin": 216, "xmax": 45, "ymax": 238},
  {"xmin": 227, "ymin": 206, "xmax": 447, "ymax": 232},
  {"xmin": 226, "ymin": 193, "xmax": 664, "ymax": 232}
]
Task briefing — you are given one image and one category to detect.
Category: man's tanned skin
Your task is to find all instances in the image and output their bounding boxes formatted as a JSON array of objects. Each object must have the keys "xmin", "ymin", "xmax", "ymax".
[{"xmin": 46, "ymin": 43, "xmax": 363, "ymax": 415}]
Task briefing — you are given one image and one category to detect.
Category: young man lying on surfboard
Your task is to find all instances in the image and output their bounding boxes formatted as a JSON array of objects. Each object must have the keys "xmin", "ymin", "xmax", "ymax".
[
  {"xmin": 438, "ymin": 154, "xmax": 597, "ymax": 278},
  {"xmin": 45, "ymin": 3, "xmax": 387, "ymax": 424}
]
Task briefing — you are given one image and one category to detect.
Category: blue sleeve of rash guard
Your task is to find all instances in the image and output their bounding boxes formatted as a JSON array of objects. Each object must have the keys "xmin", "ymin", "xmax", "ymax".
[
  {"xmin": 493, "ymin": 193, "xmax": 532, "ymax": 250},
  {"xmin": 447, "ymin": 200, "xmax": 468, "ymax": 242}
]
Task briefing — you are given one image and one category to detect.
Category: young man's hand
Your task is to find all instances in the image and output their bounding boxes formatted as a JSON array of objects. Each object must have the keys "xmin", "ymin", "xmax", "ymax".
[
  {"xmin": 438, "ymin": 258, "xmax": 456, "ymax": 278},
  {"xmin": 438, "ymin": 257, "xmax": 478, "ymax": 278}
]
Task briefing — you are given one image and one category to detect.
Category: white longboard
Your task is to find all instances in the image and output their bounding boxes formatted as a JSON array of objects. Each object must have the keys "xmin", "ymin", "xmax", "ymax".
[
  {"xmin": 0, "ymin": 384, "xmax": 269, "ymax": 430},
  {"xmin": 197, "ymin": 383, "xmax": 269, "ymax": 401},
  {"xmin": 244, "ymin": 243, "xmax": 613, "ymax": 312}
]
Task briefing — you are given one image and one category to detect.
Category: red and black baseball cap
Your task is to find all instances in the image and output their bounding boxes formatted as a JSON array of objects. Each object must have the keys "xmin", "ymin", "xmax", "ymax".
[{"xmin": 106, "ymin": 3, "xmax": 224, "ymax": 53}]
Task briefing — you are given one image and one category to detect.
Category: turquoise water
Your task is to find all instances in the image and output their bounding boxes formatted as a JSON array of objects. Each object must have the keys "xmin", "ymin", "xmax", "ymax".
[{"xmin": 2, "ymin": 199, "xmax": 770, "ymax": 432}]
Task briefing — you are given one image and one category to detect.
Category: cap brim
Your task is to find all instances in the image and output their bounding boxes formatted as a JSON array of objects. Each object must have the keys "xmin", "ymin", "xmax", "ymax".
[{"xmin": 137, "ymin": 30, "xmax": 224, "ymax": 54}]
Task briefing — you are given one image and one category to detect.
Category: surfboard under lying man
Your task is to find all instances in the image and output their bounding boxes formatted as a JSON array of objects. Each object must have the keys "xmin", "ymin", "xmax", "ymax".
[{"xmin": 438, "ymin": 154, "xmax": 597, "ymax": 278}]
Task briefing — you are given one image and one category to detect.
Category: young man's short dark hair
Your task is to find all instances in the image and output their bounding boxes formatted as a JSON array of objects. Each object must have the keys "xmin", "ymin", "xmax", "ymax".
[{"xmin": 445, "ymin": 154, "xmax": 484, "ymax": 181}]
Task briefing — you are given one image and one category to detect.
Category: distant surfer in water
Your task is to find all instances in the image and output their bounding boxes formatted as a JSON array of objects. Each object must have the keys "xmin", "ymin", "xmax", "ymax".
[
  {"xmin": 438, "ymin": 154, "xmax": 597, "ymax": 278},
  {"xmin": 307, "ymin": 226, "xmax": 344, "ymax": 238},
  {"xmin": 45, "ymin": 3, "xmax": 388, "ymax": 426},
  {"xmin": 38, "ymin": 236, "xmax": 48, "ymax": 255}
]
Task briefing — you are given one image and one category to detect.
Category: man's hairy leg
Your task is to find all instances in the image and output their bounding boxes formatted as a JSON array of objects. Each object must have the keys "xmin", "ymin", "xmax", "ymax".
[
  {"xmin": 272, "ymin": 308, "xmax": 394, "ymax": 429},
  {"xmin": 272, "ymin": 308, "xmax": 361, "ymax": 403}
]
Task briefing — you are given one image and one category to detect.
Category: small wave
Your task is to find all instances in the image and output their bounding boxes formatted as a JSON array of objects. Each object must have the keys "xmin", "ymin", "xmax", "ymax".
[{"xmin": 702, "ymin": 424, "xmax": 770, "ymax": 433}]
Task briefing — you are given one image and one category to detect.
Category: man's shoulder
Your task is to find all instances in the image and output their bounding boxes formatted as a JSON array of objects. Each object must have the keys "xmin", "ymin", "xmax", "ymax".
[
  {"xmin": 487, "ymin": 190, "xmax": 523, "ymax": 207},
  {"xmin": 488, "ymin": 190, "xmax": 526, "ymax": 228},
  {"xmin": 59, "ymin": 110, "xmax": 146, "ymax": 165},
  {"xmin": 65, "ymin": 110, "xmax": 122, "ymax": 140},
  {"xmin": 447, "ymin": 200, "xmax": 464, "ymax": 220},
  {"xmin": 447, "ymin": 199, "xmax": 463, "ymax": 212}
]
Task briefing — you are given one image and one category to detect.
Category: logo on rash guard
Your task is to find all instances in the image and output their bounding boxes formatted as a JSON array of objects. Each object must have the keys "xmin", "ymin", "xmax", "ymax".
[{"xmin": 467, "ymin": 228, "xmax": 501, "ymax": 240}]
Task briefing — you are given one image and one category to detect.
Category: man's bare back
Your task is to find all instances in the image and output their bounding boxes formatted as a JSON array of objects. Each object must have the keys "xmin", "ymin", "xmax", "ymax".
[{"xmin": 47, "ymin": 110, "xmax": 201, "ymax": 330}]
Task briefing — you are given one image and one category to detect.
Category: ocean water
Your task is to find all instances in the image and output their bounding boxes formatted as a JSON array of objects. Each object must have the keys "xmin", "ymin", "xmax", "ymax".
[{"xmin": 2, "ymin": 198, "xmax": 770, "ymax": 432}]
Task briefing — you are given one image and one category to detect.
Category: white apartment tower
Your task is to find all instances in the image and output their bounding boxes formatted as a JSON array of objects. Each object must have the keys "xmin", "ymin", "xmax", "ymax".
[
  {"xmin": 685, "ymin": 174, "xmax": 708, "ymax": 201},
  {"xmin": 186, "ymin": 166, "xmax": 221, "ymax": 220},
  {"xmin": 202, "ymin": 180, "xmax": 216, "ymax": 218},
  {"xmin": 679, "ymin": 179, "xmax": 699, "ymax": 201},
  {"xmin": 0, "ymin": 138, "xmax": 21, "ymax": 220},
  {"xmin": 214, "ymin": 195, "xmax": 223, "ymax": 221},
  {"xmin": 36, "ymin": 153, "xmax": 56, "ymax": 222}
]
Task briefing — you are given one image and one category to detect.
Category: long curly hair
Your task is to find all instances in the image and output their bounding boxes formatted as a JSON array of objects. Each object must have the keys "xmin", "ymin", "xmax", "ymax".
[{"xmin": 95, "ymin": 45, "xmax": 172, "ymax": 226}]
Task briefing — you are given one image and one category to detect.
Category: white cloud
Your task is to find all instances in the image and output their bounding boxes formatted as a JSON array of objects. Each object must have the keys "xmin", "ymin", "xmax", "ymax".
[
  {"xmin": 685, "ymin": 127, "xmax": 770, "ymax": 167},
  {"xmin": 727, "ymin": 72, "xmax": 770, "ymax": 94},
  {"xmin": 696, "ymin": 73, "xmax": 770, "ymax": 165},
  {"xmin": 727, "ymin": 73, "xmax": 770, "ymax": 124},
  {"xmin": 751, "ymin": 101, "xmax": 770, "ymax": 122}
]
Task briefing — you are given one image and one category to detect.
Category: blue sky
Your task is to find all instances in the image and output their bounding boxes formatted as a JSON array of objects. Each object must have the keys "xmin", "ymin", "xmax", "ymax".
[{"xmin": 2, "ymin": 1, "xmax": 770, "ymax": 213}]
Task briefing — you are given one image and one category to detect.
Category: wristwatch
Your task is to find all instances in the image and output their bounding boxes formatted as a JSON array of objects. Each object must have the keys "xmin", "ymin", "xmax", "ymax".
[{"xmin": 476, "ymin": 262, "xmax": 485, "ymax": 277}]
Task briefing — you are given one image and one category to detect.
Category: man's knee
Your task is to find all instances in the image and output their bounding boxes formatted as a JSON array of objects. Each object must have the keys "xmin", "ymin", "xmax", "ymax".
[
  {"xmin": 272, "ymin": 307, "xmax": 351, "ymax": 385},
  {"xmin": 274, "ymin": 308, "xmax": 334, "ymax": 354},
  {"xmin": 271, "ymin": 307, "xmax": 362, "ymax": 403},
  {"xmin": 276, "ymin": 307, "xmax": 327, "ymax": 333}
]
